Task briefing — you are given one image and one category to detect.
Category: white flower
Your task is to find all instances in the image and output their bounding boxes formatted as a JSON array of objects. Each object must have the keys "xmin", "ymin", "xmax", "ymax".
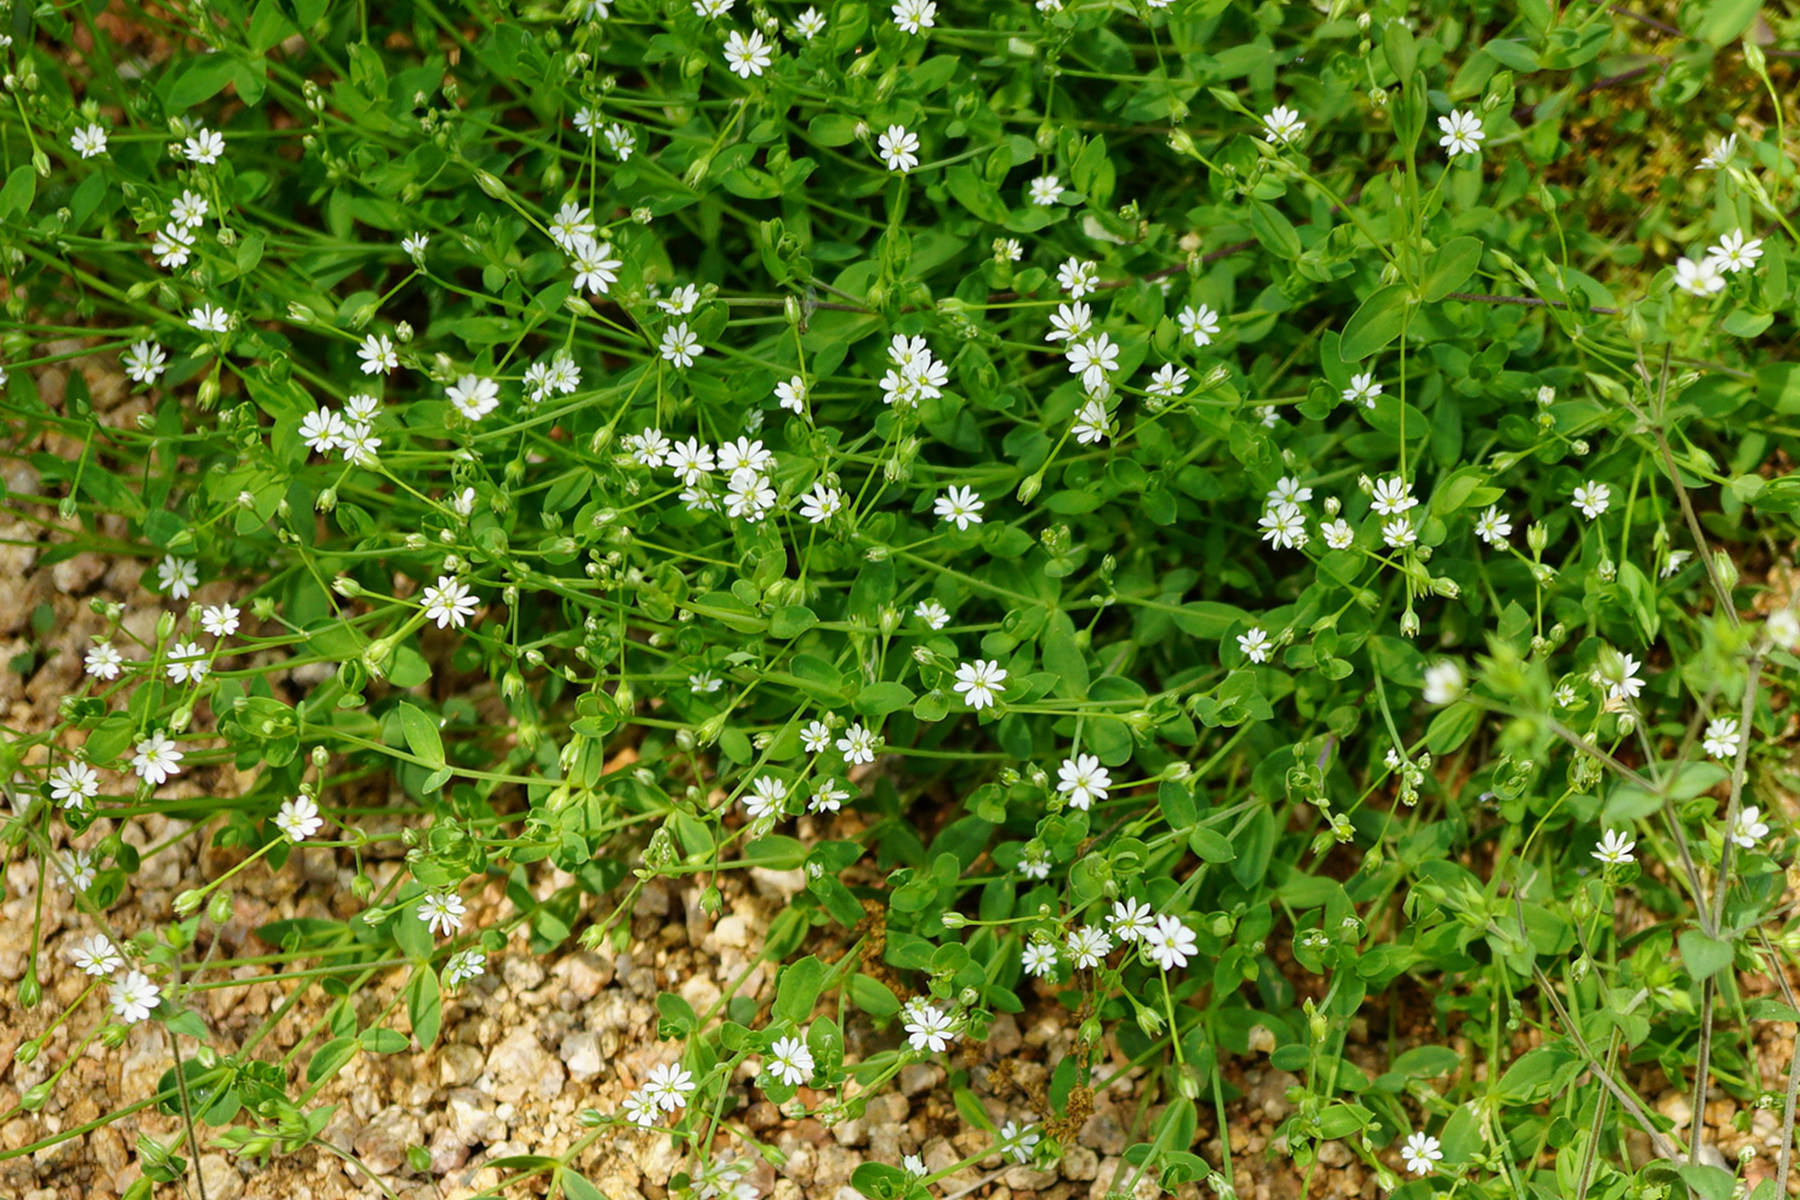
[
  {"xmin": 200, "ymin": 603, "xmax": 241, "ymax": 638},
  {"xmin": 1705, "ymin": 230, "xmax": 1762, "ymax": 274},
  {"xmin": 1108, "ymin": 898, "xmax": 1155, "ymax": 942},
  {"xmin": 1046, "ymin": 301, "xmax": 1091, "ymax": 343},
  {"xmin": 49, "ymin": 762, "xmax": 101, "ymax": 808},
  {"xmin": 548, "ymin": 202, "xmax": 596, "ymax": 251},
  {"xmin": 1673, "ymin": 256, "xmax": 1726, "ymax": 297},
  {"xmin": 152, "ymin": 223, "xmax": 195, "ymax": 269},
  {"xmin": 1020, "ymin": 941, "xmax": 1059, "ymax": 979},
  {"xmin": 1592, "ymin": 829, "xmax": 1635, "ymax": 866},
  {"xmin": 801, "ymin": 720, "xmax": 833, "ymax": 753},
  {"xmin": 1730, "ymin": 805, "xmax": 1770, "ymax": 850},
  {"xmin": 621, "ymin": 1090, "xmax": 659, "ymax": 1127},
  {"xmin": 903, "ymin": 1001, "xmax": 956, "ymax": 1051},
  {"xmin": 1020, "ymin": 850, "xmax": 1051, "ymax": 879},
  {"xmin": 110, "ymin": 970, "xmax": 161, "ymax": 1023},
  {"xmin": 1178, "ymin": 303, "xmax": 1221, "ymax": 347},
  {"xmin": 799, "ymin": 483, "xmax": 842, "ymax": 524},
  {"xmin": 1768, "ymin": 608, "xmax": 1800, "ymax": 650},
  {"xmin": 1380, "ymin": 517, "xmax": 1416, "ymax": 549},
  {"xmin": 1702, "ymin": 717, "xmax": 1741, "ymax": 760},
  {"xmin": 903, "ymin": 1154, "xmax": 926, "ymax": 1177},
  {"xmin": 744, "ymin": 776, "xmax": 788, "ymax": 820},
  {"xmin": 570, "ymin": 236, "xmax": 623, "ymax": 295},
  {"xmin": 417, "ymin": 891, "xmax": 467, "ymax": 935},
  {"xmin": 644, "ymin": 1062, "xmax": 697, "ymax": 1111},
  {"xmin": 1146, "ymin": 362, "xmax": 1189, "ymax": 397},
  {"xmin": 165, "ymin": 640, "xmax": 210, "ymax": 684},
  {"xmin": 1342, "ymin": 372, "xmax": 1382, "ymax": 407},
  {"xmin": 1571, "ymin": 480, "xmax": 1610, "ymax": 519},
  {"xmin": 1237, "ymin": 627, "xmax": 1272, "ymax": 663},
  {"xmin": 1028, "ymin": 174, "xmax": 1062, "ymax": 205},
  {"xmin": 723, "ymin": 29, "xmax": 773, "ymax": 77},
  {"xmin": 934, "ymin": 485, "xmax": 985, "ymax": 530},
  {"xmin": 1065, "ymin": 925, "xmax": 1113, "ymax": 969},
  {"xmin": 183, "ymin": 127, "xmax": 226, "ymax": 164},
  {"xmin": 447, "ymin": 375, "xmax": 501, "ymax": 421},
  {"xmin": 693, "ymin": 0, "xmax": 733, "ymax": 16},
  {"xmin": 660, "ymin": 322, "xmax": 703, "ymax": 368},
  {"xmin": 1056, "ymin": 257, "xmax": 1098, "ymax": 299},
  {"xmin": 153, "ymin": 557, "xmax": 199, "ymax": 597},
  {"xmin": 628, "ymin": 426, "xmax": 672, "ymax": 468},
  {"xmin": 810, "ymin": 778, "xmax": 849, "ymax": 813},
  {"xmin": 345, "ymin": 392, "xmax": 381, "ymax": 423},
  {"xmin": 1071, "ymin": 399, "xmax": 1110, "ymax": 445},
  {"xmin": 421, "ymin": 575, "xmax": 479, "ymax": 629},
  {"xmin": 604, "ymin": 123, "xmax": 637, "ymax": 160},
  {"xmin": 724, "ymin": 468, "xmax": 777, "ymax": 522},
  {"xmin": 837, "ymin": 723, "xmax": 879, "ymax": 765},
  {"xmin": 1473, "ymin": 506, "xmax": 1512, "ymax": 546},
  {"xmin": 1697, "ymin": 133, "xmax": 1737, "ymax": 171},
  {"xmin": 1067, "ymin": 333, "xmax": 1119, "ymax": 393},
  {"xmin": 794, "ymin": 7, "xmax": 827, "ymax": 38},
  {"xmin": 1321, "ymin": 518, "xmax": 1355, "ymax": 549},
  {"xmin": 275, "ymin": 795, "xmax": 324, "ymax": 841},
  {"xmin": 1142, "ymin": 914, "xmax": 1197, "ymax": 970},
  {"xmin": 891, "ymin": 0, "xmax": 937, "ymax": 35},
  {"xmin": 1401, "ymin": 1131, "xmax": 1444, "ymax": 1176},
  {"xmin": 1422, "ymin": 661, "xmax": 1464, "ymax": 705},
  {"xmin": 131, "ymin": 730, "xmax": 184, "ymax": 785},
  {"xmin": 1369, "ymin": 476, "xmax": 1417, "ymax": 516},
  {"xmin": 341, "ymin": 423, "xmax": 381, "ymax": 466},
  {"xmin": 1594, "ymin": 650, "xmax": 1643, "ymax": 702},
  {"xmin": 188, "ymin": 304, "xmax": 233, "ymax": 333},
  {"xmin": 1662, "ymin": 549, "xmax": 1692, "ymax": 578},
  {"xmin": 1259, "ymin": 502, "xmax": 1308, "ymax": 550},
  {"xmin": 71, "ymin": 124, "xmax": 109, "ymax": 158},
  {"xmin": 357, "ymin": 333, "xmax": 398, "ymax": 374},
  {"xmin": 402, "ymin": 232, "xmax": 430, "ymax": 258},
  {"xmin": 689, "ymin": 670, "xmax": 722, "ymax": 695},
  {"xmin": 765, "ymin": 1035, "xmax": 815, "ymax": 1086},
  {"xmin": 998, "ymin": 1120, "xmax": 1041, "ymax": 1163},
  {"xmin": 1261, "ymin": 105, "xmax": 1305, "ymax": 145},
  {"xmin": 65, "ymin": 850, "xmax": 98, "ymax": 890},
  {"xmin": 1437, "ymin": 110, "xmax": 1485, "ymax": 156},
  {"xmin": 71, "ymin": 934, "xmax": 123, "ymax": 977},
  {"xmin": 123, "ymin": 341, "xmax": 169, "ymax": 385},
  {"xmin": 953, "ymin": 660, "xmax": 1007, "ymax": 710},
  {"xmin": 1267, "ymin": 476, "xmax": 1312, "ymax": 506},
  {"xmin": 300, "ymin": 407, "xmax": 348, "ymax": 453},
  {"xmin": 996, "ymin": 237, "xmax": 1023, "ymax": 262},
  {"xmin": 774, "ymin": 376, "xmax": 807, "ymax": 413},
  {"xmin": 717, "ymin": 436, "xmax": 773, "ymax": 475},
  {"xmin": 914, "ymin": 600, "xmax": 951, "ymax": 630},
  {"xmin": 1057, "ymin": 753, "xmax": 1111, "ymax": 810},
  {"xmin": 878, "ymin": 125, "xmax": 920, "ymax": 173},
  {"xmin": 444, "ymin": 948, "xmax": 486, "ymax": 988},
  {"xmin": 85, "ymin": 642, "xmax": 125, "ymax": 680}
]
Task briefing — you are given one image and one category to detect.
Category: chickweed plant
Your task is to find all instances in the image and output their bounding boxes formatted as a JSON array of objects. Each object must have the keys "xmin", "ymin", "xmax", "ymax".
[{"xmin": 2, "ymin": 0, "xmax": 1800, "ymax": 1198}]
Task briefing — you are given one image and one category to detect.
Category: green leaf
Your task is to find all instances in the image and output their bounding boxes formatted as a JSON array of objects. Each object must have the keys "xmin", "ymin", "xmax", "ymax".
[
  {"xmin": 1340, "ymin": 284, "xmax": 1412, "ymax": 361},
  {"xmin": 306, "ymin": 1036, "xmax": 358, "ymax": 1085},
  {"xmin": 407, "ymin": 966, "xmax": 442, "ymax": 1048},
  {"xmin": 1678, "ymin": 929, "xmax": 1735, "ymax": 981},
  {"xmin": 849, "ymin": 974, "xmax": 899, "ymax": 1019},
  {"xmin": 774, "ymin": 956, "xmax": 826, "ymax": 1024},
  {"xmin": 559, "ymin": 1170, "xmax": 610, "ymax": 1200},
  {"xmin": 358, "ymin": 1027, "xmax": 410, "ymax": 1054},
  {"xmin": 395, "ymin": 702, "xmax": 444, "ymax": 771},
  {"xmin": 1421, "ymin": 237, "xmax": 1484, "ymax": 303},
  {"xmin": 770, "ymin": 605, "xmax": 819, "ymax": 638},
  {"xmin": 164, "ymin": 55, "xmax": 240, "ymax": 111},
  {"xmin": 1687, "ymin": 0, "xmax": 1760, "ymax": 47},
  {"xmin": 0, "ymin": 164, "xmax": 34, "ymax": 221},
  {"xmin": 853, "ymin": 681, "xmax": 915, "ymax": 716}
]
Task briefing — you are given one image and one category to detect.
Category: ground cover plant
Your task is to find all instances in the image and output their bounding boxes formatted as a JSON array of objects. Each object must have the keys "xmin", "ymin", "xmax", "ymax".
[{"xmin": 3, "ymin": 0, "xmax": 1800, "ymax": 1197}]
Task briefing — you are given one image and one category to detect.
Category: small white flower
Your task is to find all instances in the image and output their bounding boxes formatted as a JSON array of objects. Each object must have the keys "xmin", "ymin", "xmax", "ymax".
[
  {"xmin": 1146, "ymin": 362, "xmax": 1189, "ymax": 397},
  {"xmin": 275, "ymin": 795, "xmax": 324, "ymax": 841},
  {"xmin": 300, "ymin": 407, "xmax": 348, "ymax": 453},
  {"xmin": 809, "ymin": 778, "xmax": 849, "ymax": 813},
  {"xmin": 1592, "ymin": 829, "xmax": 1635, "ymax": 866},
  {"xmin": 1473, "ymin": 506, "xmax": 1513, "ymax": 546},
  {"xmin": 774, "ymin": 376, "xmax": 807, "ymax": 413},
  {"xmin": 1702, "ymin": 717, "xmax": 1741, "ymax": 761},
  {"xmin": 183, "ymin": 127, "xmax": 226, "ymax": 164},
  {"xmin": 447, "ymin": 375, "xmax": 501, "ymax": 421},
  {"xmin": 1437, "ymin": 110, "xmax": 1485, "ymax": 156},
  {"xmin": 1046, "ymin": 301, "xmax": 1091, "ymax": 343},
  {"xmin": 131, "ymin": 730, "xmax": 184, "ymax": 785},
  {"xmin": 689, "ymin": 670, "xmax": 722, "ymax": 695},
  {"xmin": 953, "ymin": 660, "xmax": 1007, "ymax": 710},
  {"xmin": 49, "ymin": 762, "xmax": 102, "ymax": 808},
  {"xmin": 402, "ymin": 232, "xmax": 430, "ymax": 258},
  {"xmin": 765, "ymin": 1035, "xmax": 816, "ymax": 1087},
  {"xmin": 200, "ymin": 603, "xmax": 241, "ymax": 638},
  {"xmin": 1380, "ymin": 517, "xmax": 1416, "ymax": 549},
  {"xmin": 723, "ymin": 29, "xmax": 773, "ymax": 77},
  {"xmin": 71, "ymin": 124, "xmax": 110, "ymax": 158},
  {"xmin": 1065, "ymin": 925, "xmax": 1113, "ymax": 969},
  {"xmin": 1028, "ymin": 174, "xmax": 1062, "ymax": 206},
  {"xmin": 1320, "ymin": 518, "xmax": 1355, "ymax": 550},
  {"xmin": 934, "ymin": 485, "xmax": 985, "ymax": 530},
  {"xmin": 998, "ymin": 1120, "xmax": 1041, "ymax": 1163},
  {"xmin": 151, "ymin": 223, "xmax": 195, "ymax": 269},
  {"xmin": 64, "ymin": 850, "xmax": 98, "ymax": 891},
  {"xmin": 1342, "ymin": 372, "xmax": 1382, "ymax": 408},
  {"xmin": 165, "ymin": 640, "xmax": 210, "ymax": 684},
  {"xmin": 604, "ymin": 123, "xmax": 637, "ymax": 160},
  {"xmin": 903, "ymin": 1154, "xmax": 926, "ymax": 1178},
  {"xmin": 417, "ymin": 891, "xmax": 467, "ymax": 936},
  {"xmin": 341, "ymin": 423, "xmax": 382, "ymax": 466},
  {"xmin": 1142, "ymin": 913, "xmax": 1197, "ymax": 970},
  {"xmin": 628, "ymin": 426, "xmax": 672, "ymax": 468},
  {"xmin": 1705, "ymin": 230, "xmax": 1763, "ymax": 274},
  {"xmin": 1697, "ymin": 133, "xmax": 1737, "ymax": 171},
  {"xmin": 1056, "ymin": 257, "xmax": 1099, "ymax": 299},
  {"xmin": 794, "ymin": 7, "xmax": 827, "ymax": 39},
  {"xmin": 1673, "ymin": 256, "xmax": 1726, "ymax": 297},
  {"xmin": 85, "ymin": 642, "xmax": 126, "ymax": 680},
  {"xmin": 660, "ymin": 322, "xmax": 703, "ymax": 368},
  {"xmin": 71, "ymin": 934, "xmax": 123, "ymax": 977},
  {"xmin": 1020, "ymin": 850, "xmax": 1051, "ymax": 879},
  {"xmin": 188, "ymin": 304, "xmax": 233, "ymax": 334},
  {"xmin": 570, "ymin": 236, "xmax": 623, "ymax": 295},
  {"xmin": 1572, "ymin": 480, "xmax": 1610, "ymax": 519},
  {"xmin": 1237, "ymin": 627, "xmax": 1272, "ymax": 664},
  {"xmin": 1261, "ymin": 105, "xmax": 1305, "ymax": 145},
  {"xmin": 724, "ymin": 468, "xmax": 777, "ymax": 522},
  {"xmin": 444, "ymin": 948, "xmax": 487, "ymax": 988},
  {"xmin": 1768, "ymin": 608, "xmax": 1800, "ymax": 650},
  {"xmin": 878, "ymin": 125, "xmax": 920, "ymax": 173},
  {"xmin": 644, "ymin": 1062, "xmax": 697, "ymax": 1111},
  {"xmin": 1401, "ymin": 1131, "xmax": 1444, "ymax": 1176},
  {"xmin": 1178, "ymin": 304, "xmax": 1221, "ymax": 347},
  {"xmin": 123, "ymin": 341, "xmax": 169, "ymax": 385},
  {"xmin": 1108, "ymin": 898, "xmax": 1155, "ymax": 942},
  {"xmin": 1369, "ymin": 477, "xmax": 1417, "ymax": 516},
  {"xmin": 799, "ymin": 483, "xmax": 843, "ymax": 524},
  {"xmin": 1730, "ymin": 805, "xmax": 1770, "ymax": 850},
  {"xmin": 357, "ymin": 333, "xmax": 398, "ymax": 375},
  {"xmin": 891, "ymin": 0, "xmax": 937, "ymax": 35},
  {"xmin": 1259, "ymin": 502, "xmax": 1309, "ymax": 550},
  {"xmin": 836, "ymin": 723, "xmax": 879, "ymax": 765},
  {"xmin": 903, "ymin": 1001, "xmax": 956, "ymax": 1052},
  {"xmin": 744, "ymin": 776, "xmax": 789, "ymax": 820},
  {"xmin": 421, "ymin": 575, "xmax": 479, "ymax": 630},
  {"xmin": 1071, "ymin": 398, "xmax": 1111, "ymax": 445},
  {"xmin": 801, "ymin": 720, "xmax": 833, "ymax": 753},
  {"xmin": 1422, "ymin": 661, "xmax": 1464, "ymax": 705},
  {"xmin": 1057, "ymin": 753, "xmax": 1111, "ymax": 810},
  {"xmin": 110, "ymin": 970, "xmax": 161, "ymax": 1023},
  {"xmin": 914, "ymin": 600, "xmax": 951, "ymax": 630}
]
